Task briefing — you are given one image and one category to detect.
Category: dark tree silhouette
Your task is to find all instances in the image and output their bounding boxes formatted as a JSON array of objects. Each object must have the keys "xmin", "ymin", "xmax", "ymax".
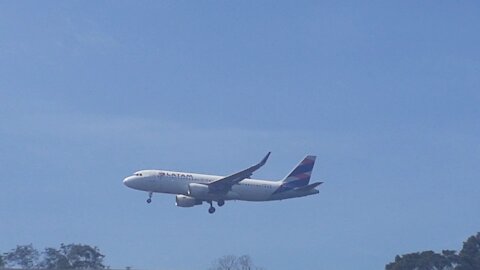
[
  {"xmin": 210, "ymin": 255, "xmax": 261, "ymax": 270},
  {"xmin": 41, "ymin": 247, "xmax": 71, "ymax": 270},
  {"xmin": 456, "ymin": 233, "xmax": 480, "ymax": 270},
  {"xmin": 41, "ymin": 243, "xmax": 105, "ymax": 270},
  {"xmin": 2, "ymin": 243, "xmax": 105, "ymax": 270},
  {"xmin": 237, "ymin": 255, "xmax": 254, "ymax": 270},
  {"xmin": 385, "ymin": 250, "xmax": 457, "ymax": 270},
  {"xmin": 386, "ymin": 233, "xmax": 480, "ymax": 270},
  {"xmin": 4, "ymin": 244, "xmax": 40, "ymax": 269}
]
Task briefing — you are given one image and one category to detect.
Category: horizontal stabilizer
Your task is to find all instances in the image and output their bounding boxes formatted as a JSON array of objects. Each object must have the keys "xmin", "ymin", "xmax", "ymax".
[{"xmin": 293, "ymin": 181, "xmax": 323, "ymax": 192}]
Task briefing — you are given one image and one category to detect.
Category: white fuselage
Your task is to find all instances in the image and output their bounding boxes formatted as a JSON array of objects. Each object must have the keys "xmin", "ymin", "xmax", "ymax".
[{"xmin": 123, "ymin": 169, "xmax": 318, "ymax": 202}]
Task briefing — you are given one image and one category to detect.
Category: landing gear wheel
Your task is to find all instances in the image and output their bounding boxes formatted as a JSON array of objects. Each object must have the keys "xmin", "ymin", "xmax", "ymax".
[
  {"xmin": 208, "ymin": 201, "xmax": 216, "ymax": 214},
  {"xmin": 217, "ymin": 200, "xmax": 225, "ymax": 207},
  {"xmin": 146, "ymin": 192, "xmax": 153, "ymax": 204}
]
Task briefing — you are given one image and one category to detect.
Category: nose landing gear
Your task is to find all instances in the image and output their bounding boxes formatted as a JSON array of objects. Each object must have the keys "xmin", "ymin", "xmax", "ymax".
[{"xmin": 146, "ymin": 192, "xmax": 153, "ymax": 204}]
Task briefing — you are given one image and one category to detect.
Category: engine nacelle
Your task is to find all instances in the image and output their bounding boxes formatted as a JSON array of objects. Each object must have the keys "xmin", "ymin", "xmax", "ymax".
[
  {"xmin": 188, "ymin": 183, "xmax": 210, "ymax": 198},
  {"xmin": 175, "ymin": 195, "xmax": 202, "ymax": 208}
]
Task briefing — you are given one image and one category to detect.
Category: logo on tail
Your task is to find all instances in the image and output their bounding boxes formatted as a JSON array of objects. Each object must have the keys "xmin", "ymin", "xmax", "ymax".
[{"xmin": 273, "ymin": 155, "xmax": 316, "ymax": 194}]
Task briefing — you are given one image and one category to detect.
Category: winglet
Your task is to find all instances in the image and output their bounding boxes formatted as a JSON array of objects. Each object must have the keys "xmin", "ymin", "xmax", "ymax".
[
  {"xmin": 247, "ymin": 152, "xmax": 271, "ymax": 175},
  {"xmin": 259, "ymin": 152, "xmax": 271, "ymax": 167}
]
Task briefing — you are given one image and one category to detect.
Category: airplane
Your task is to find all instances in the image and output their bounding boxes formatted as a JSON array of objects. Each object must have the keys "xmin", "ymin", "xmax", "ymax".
[{"xmin": 123, "ymin": 152, "xmax": 323, "ymax": 214}]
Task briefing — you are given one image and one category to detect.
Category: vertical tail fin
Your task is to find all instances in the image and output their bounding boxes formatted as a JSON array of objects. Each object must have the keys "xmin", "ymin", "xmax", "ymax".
[{"xmin": 281, "ymin": 155, "xmax": 316, "ymax": 187}]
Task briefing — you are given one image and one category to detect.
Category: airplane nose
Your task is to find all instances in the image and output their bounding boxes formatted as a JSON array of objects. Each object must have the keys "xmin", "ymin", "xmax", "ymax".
[{"xmin": 123, "ymin": 176, "xmax": 134, "ymax": 187}]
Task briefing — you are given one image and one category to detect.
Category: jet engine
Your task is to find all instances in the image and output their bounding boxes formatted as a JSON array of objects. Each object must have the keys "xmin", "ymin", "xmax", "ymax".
[
  {"xmin": 187, "ymin": 183, "xmax": 209, "ymax": 197},
  {"xmin": 175, "ymin": 195, "xmax": 202, "ymax": 207}
]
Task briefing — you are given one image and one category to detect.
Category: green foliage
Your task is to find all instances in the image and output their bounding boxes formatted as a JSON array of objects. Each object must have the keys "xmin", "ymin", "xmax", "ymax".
[
  {"xmin": 4, "ymin": 244, "xmax": 40, "ymax": 269},
  {"xmin": 2, "ymin": 243, "xmax": 104, "ymax": 270},
  {"xmin": 210, "ymin": 255, "xmax": 262, "ymax": 270},
  {"xmin": 456, "ymin": 233, "xmax": 480, "ymax": 270},
  {"xmin": 386, "ymin": 232, "xmax": 480, "ymax": 270},
  {"xmin": 40, "ymin": 247, "xmax": 71, "ymax": 270},
  {"xmin": 42, "ymin": 243, "xmax": 105, "ymax": 270},
  {"xmin": 385, "ymin": 250, "xmax": 457, "ymax": 270}
]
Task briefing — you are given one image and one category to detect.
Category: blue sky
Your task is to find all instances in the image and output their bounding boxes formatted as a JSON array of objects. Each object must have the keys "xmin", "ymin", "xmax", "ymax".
[{"xmin": 1, "ymin": 1, "xmax": 479, "ymax": 270}]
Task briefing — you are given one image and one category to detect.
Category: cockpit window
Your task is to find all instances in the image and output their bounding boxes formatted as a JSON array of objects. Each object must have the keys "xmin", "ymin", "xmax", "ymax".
[{"xmin": 134, "ymin": 173, "xmax": 143, "ymax": 176}]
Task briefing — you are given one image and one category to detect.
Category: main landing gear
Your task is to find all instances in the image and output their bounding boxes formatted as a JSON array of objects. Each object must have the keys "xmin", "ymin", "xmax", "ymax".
[
  {"xmin": 208, "ymin": 201, "xmax": 216, "ymax": 214},
  {"xmin": 146, "ymin": 192, "xmax": 153, "ymax": 204},
  {"xmin": 207, "ymin": 200, "xmax": 225, "ymax": 214}
]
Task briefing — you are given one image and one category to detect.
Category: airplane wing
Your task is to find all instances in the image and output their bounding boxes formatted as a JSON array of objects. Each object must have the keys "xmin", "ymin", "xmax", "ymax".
[{"xmin": 208, "ymin": 152, "xmax": 271, "ymax": 193}]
